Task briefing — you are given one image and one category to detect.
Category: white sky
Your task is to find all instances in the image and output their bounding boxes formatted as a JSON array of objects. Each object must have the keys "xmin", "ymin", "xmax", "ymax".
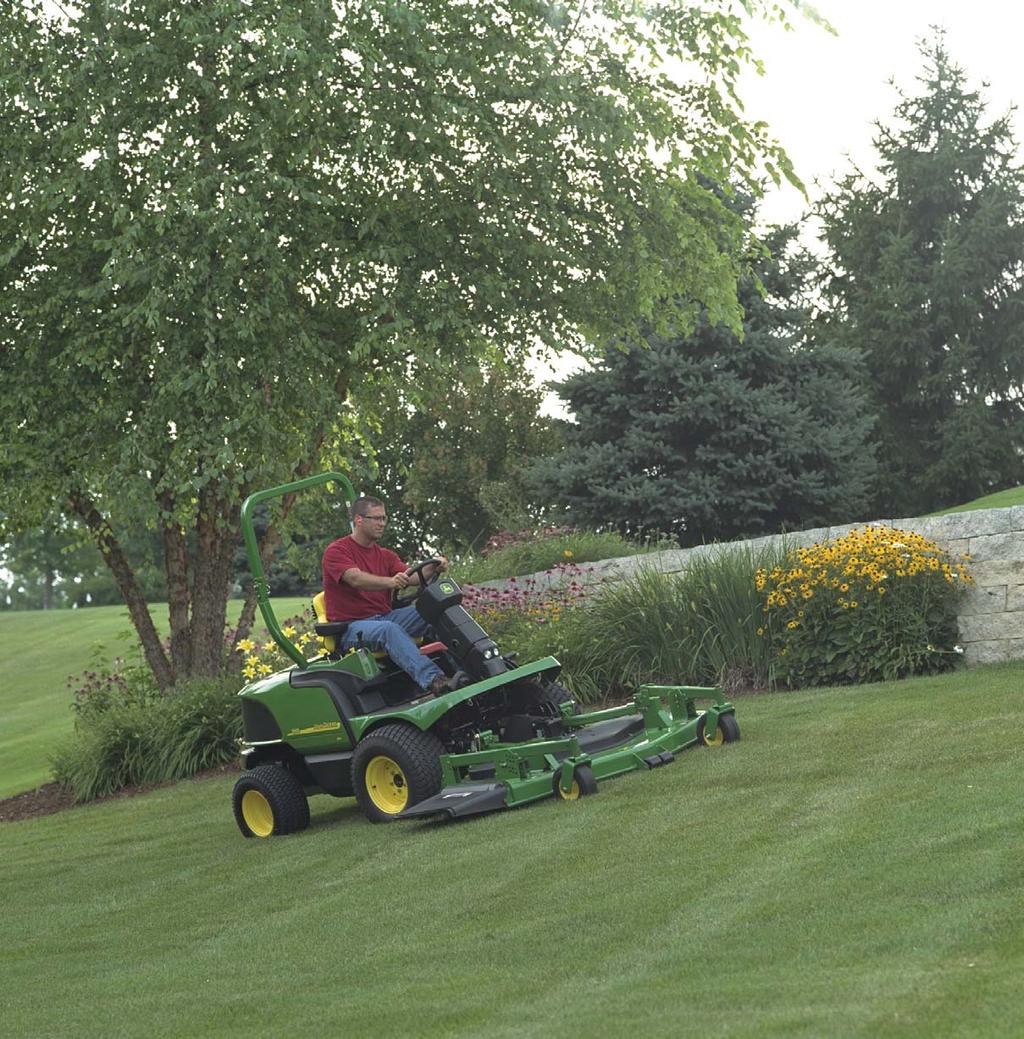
[
  {"xmin": 742, "ymin": 0, "xmax": 1024, "ymax": 227},
  {"xmin": 538, "ymin": 0, "xmax": 1024, "ymax": 404}
]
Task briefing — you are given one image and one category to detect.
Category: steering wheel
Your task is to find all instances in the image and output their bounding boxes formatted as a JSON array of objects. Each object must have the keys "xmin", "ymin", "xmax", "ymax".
[{"xmin": 391, "ymin": 557, "xmax": 445, "ymax": 608}]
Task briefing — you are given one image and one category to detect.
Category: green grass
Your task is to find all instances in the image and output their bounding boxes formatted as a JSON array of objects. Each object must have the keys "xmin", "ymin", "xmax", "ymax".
[
  {"xmin": 0, "ymin": 598, "xmax": 309, "ymax": 799},
  {"xmin": 933, "ymin": 484, "xmax": 1024, "ymax": 513},
  {"xmin": 1, "ymin": 661, "xmax": 1022, "ymax": 1037}
]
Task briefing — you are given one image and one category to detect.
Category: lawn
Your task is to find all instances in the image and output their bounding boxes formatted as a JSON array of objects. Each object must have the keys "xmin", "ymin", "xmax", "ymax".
[
  {"xmin": 935, "ymin": 485, "xmax": 1024, "ymax": 513},
  {"xmin": 0, "ymin": 599, "xmax": 309, "ymax": 799},
  {"xmin": 2, "ymin": 661, "xmax": 1022, "ymax": 1038}
]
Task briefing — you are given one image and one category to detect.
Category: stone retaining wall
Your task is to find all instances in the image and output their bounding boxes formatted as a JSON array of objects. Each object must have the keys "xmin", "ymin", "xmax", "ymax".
[{"xmin": 488, "ymin": 506, "xmax": 1023, "ymax": 667}]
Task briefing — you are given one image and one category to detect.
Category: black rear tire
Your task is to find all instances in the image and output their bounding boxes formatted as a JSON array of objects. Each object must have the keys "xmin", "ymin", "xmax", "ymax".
[
  {"xmin": 233, "ymin": 764, "xmax": 310, "ymax": 838},
  {"xmin": 352, "ymin": 723, "xmax": 444, "ymax": 823}
]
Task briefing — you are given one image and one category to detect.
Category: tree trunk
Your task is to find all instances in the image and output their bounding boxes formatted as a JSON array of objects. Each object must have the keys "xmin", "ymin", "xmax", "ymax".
[
  {"xmin": 156, "ymin": 487, "xmax": 193, "ymax": 678},
  {"xmin": 189, "ymin": 484, "xmax": 239, "ymax": 679},
  {"xmin": 70, "ymin": 490, "xmax": 176, "ymax": 692}
]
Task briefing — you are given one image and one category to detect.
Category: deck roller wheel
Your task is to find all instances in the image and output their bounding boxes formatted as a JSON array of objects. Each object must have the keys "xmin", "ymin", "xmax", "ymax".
[
  {"xmin": 553, "ymin": 763, "xmax": 598, "ymax": 801},
  {"xmin": 698, "ymin": 712, "xmax": 740, "ymax": 747}
]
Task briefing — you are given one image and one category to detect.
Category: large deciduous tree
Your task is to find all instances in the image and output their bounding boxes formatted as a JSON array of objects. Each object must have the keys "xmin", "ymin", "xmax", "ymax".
[
  {"xmin": 818, "ymin": 36, "xmax": 1024, "ymax": 515},
  {"xmin": 529, "ymin": 221, "xmax": 877, "ymax": 545},
  {"xmin": 1, "ymin": 0, "xmax": 800, "ymax": 688}
]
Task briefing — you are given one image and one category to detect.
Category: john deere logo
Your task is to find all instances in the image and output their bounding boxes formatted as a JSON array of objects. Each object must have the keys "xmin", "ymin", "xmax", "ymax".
[{"xmin": 440, "ymin": 581, "xmax": 456, "ymax": 594}]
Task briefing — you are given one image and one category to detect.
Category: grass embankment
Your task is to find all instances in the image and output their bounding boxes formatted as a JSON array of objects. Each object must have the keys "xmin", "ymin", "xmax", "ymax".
[
  {"xmin": 0, "ymin": 598, "xmax": 309, "ymax": 799},
  {"xmin": 2, "ymin": 661, "xmax": 1023, "ymax": 1038},
  {"xmin": 935, "ymin": 485, "xmax": 1024, "ymax": 513}
]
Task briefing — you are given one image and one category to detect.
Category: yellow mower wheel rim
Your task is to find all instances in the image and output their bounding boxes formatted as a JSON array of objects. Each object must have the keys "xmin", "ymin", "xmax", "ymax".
[
  {"xmin": 365, "ymin": 755, "xmax": 409, "ymax": 814},
  {"xmin": 241, "ymin": 789, "xmax": 275, "ymax": 837},
  {"xmin": 556, "ymin": 778, "xmax": 581, "ymax": 801},
  {"xmin": 703, "ymin": 724, "xmax": 725, "ymax": 747}
]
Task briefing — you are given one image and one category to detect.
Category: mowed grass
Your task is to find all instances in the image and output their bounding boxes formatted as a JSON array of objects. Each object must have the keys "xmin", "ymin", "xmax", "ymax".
[
  {"xmin": 0, "ymin": 599, "xmax": 310, "ymax": 798},
  {"xmin": 935, "ymin": 485, "xmax": 1024, "ymax": 513},
  {"xmin": 2, "ymin": 661, "xmax": 1023, "ymax": 1038}
]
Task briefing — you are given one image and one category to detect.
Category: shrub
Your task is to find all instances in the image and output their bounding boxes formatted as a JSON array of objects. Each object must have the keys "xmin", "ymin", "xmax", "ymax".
[
  {"xmin": 758, "ymin": 525, "xmax": 973, "ymax": 687},
  {"xmin": 52, "ymin": 673, "xmax": 244, "ymax": 803},
  {"xmin": 547, "ymin": 545, "xmax": 785, "ymax": 704},
  {"xmin": 451, "ymin": 527, "xmax": 664, "ymax": 585}
]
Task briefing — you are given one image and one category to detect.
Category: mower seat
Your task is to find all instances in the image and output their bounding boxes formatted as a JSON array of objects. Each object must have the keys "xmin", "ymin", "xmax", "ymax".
[
  {"xmin": 312, "ymin": 592, "xmax": 348, "ymax": 655},
  {"xmin": 311, "ymin": 593, "xmax": 444, "ymax": 664}
]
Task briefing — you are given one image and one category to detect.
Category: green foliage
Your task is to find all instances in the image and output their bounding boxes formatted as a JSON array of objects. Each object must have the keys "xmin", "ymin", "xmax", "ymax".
[
  {"xmin": 51, "ymin": 676, "xmax": 242, "ymax": 802},
  {"xmin": 531, "ymin": 220, "xmax": 876, "ymax": 546},
  {"xmin": 451, "ymin": 527, "xmax": 658, "ymax": 585},
  {"xmin": 466, "ymin": 544, "xmax": 784, "ymax": 704},
  {"xmin": 347, "ymin": 357, "xmax": 560, "ymax": 559},
  {"xmin": 0, "ymin": 0, "xmax": 801, "ymax": 687},
  {"xmin": 548, "ymin": 548, "xmax": 784, "ymax": 703},
  {"xmin": 759, "ymin": 526, "xmax": 973, "ymax": 687},
  {"xmin": 818, "ymin": 35, "xmax": 1024, "ymax": 515}
]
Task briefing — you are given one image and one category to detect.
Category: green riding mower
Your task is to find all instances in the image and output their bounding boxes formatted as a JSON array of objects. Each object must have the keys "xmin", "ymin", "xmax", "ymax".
[{"xmin": 232, "ymin": 473, "xmax": 740, "ymax": 838}]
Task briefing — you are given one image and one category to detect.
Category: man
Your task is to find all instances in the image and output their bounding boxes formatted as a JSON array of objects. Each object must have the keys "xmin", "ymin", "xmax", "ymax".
[{"xmin": 321, "ymin": 496, "xmax": 456, "ymax": 697}]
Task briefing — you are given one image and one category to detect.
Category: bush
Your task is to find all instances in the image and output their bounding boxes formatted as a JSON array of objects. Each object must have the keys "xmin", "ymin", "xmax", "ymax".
[
  {"xmin": 51, "ymin": 675, "xmax": 243, "ymax": 802},
  {"xmin": 451, "ymin": 526, "xmax": 664, "ymax": 585},
  {"xmin": 758, "ymin": 526, "xmax": 972, "ymax": 687},
  {"xmin": 547, "ymin": 545, "xmax": 785, "ymax": 704},
  {"xmin": 461, "ymin": 545, "xmax": 784, "ymax": 706}
]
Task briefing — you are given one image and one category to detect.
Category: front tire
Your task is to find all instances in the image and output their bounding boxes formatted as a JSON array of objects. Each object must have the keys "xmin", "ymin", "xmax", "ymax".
[
  {"xmin": 233, "ymin": 764, "xmax": 310, "ymax": 838},
  {"xmin": 352, "ymin": 723, "xmax": 444, "ymax": 823}
]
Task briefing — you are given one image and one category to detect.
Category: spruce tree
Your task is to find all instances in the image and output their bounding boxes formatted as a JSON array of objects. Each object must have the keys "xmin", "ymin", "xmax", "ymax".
[
  {"xmin": 530, "ymin": 223, "xmax": 876, "ymax": 546},
  {"xmin": 819, "ymin": 36, "xmax": 1024, "ymax": 514}
]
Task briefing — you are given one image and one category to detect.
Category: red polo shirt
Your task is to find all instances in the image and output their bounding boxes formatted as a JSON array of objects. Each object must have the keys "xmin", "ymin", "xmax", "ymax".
[{"xmin": 322, "ymin": 535, "xmax": 406, "ymax": 621}]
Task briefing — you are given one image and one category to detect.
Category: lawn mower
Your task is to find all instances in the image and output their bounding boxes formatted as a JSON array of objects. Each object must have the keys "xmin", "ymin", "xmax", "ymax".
[{"xmin": 232, "ymin": 472, "xmax": 740, "ymax": 838}]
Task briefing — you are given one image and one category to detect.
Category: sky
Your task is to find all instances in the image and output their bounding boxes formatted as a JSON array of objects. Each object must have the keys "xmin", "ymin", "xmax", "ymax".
[
  {"xmin": 740, "ymin": 0, "xmax": 1024, "ymax": 228},
  {"xmin": 539, "ymin": 0, "xmax": 1024, "ymax": 403}
]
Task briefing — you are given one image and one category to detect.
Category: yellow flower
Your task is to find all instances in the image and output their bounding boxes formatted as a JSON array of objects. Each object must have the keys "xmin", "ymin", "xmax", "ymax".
[
  {"xmin": 282, "ymin": 625, "xmax": 298, "ymax": 638},
  {"xmin": 237, "ymin": 638, "xmax": 256, "ymax": 653},
  {"xmin": 564, "ymin": 549, "xmax": 574, "ymax": 558},
  {"xmin": 263, "ymin": 640, "xmax": 276, "ymax": 653}
]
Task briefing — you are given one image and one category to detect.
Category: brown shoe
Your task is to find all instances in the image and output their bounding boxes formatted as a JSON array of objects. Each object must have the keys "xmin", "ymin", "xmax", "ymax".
[{"xmin": 427, "ymin": 674, "xmax": 450, "ymax": 697}]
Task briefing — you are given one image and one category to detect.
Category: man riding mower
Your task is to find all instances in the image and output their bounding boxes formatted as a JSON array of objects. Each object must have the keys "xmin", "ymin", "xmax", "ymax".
[{"xmin": 232, "ymin": 473, "xmax": 740, "ymax": 838}]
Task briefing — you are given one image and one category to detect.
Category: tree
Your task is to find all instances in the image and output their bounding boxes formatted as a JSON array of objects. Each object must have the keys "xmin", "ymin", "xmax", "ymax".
[
  {"xmin": 818, "ymin": 35, "xmax": 1024, "ymax": 515},
  {"xmin": 529, "ymin": 222, "xmax": 877, "ymax": 545},
  {"xmin": 0, "ymin": 0, "xmax": 800, "ymax": 689},
  {"xmin": 366, "ymin": 357, "xmax": 559, "ymax": 556}
]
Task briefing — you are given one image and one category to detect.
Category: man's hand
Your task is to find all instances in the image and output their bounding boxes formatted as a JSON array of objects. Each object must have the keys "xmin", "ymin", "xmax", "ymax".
[{"xmin": 391, "ymin": 571, "xmax": 413, "ymax": 590}]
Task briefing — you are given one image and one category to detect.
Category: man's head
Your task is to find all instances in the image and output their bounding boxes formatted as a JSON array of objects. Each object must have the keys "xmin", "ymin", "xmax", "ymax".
[{"xmin": 351, "ymin": 496, "xmax": 388, "ymax": 544}]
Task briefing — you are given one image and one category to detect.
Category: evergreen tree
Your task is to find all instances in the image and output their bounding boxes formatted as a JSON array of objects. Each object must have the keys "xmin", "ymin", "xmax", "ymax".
[
  {"xmin": 530, "ymin": 224, "xmax": 876, "ymax": 546},
  {"xmin": 818, "ymin": 36, "xmax": 1024, "ymax": 515}
]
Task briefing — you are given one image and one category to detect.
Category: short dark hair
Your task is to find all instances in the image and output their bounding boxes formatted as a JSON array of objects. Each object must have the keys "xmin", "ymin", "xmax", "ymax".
[{"xmin": 351, "ymin": 496, "xmax": 385, "ymax": 522}]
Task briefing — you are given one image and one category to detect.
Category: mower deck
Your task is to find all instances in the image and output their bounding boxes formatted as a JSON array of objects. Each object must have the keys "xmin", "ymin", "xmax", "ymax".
[{"xmin": 400, "ymin": 683, "xmax": 733, "ymax": 820}]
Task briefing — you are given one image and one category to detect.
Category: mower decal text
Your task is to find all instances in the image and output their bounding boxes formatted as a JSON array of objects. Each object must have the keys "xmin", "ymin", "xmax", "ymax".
[{"xmin": 286, "ymin": 721, "xmax": 342, "ymax": 737}]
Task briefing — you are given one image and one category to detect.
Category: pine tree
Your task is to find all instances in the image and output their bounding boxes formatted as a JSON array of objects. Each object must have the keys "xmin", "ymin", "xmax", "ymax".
[
  {"xmin": 530, "ymin": 223, "xmax": 876, "ymax": 546},
  {"xmin": 819, "ymin": 36, "xmax": 1024, "ymax": 515}
]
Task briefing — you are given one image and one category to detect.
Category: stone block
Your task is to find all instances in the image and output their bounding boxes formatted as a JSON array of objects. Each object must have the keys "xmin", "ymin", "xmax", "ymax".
[
  {"xmin": 968, "ymin": 559, "xmax": 1024, "ymax": 585},
  {"xmin": 964, "ymin": 638, "xmax": 1024, "ymax": 666},
  {"xmin": 1008, "ymin": 586, "xmax": 1024, "ymax": 613},
  {"xmin": 958, "ymin": 611, "xmax": 1024, "ymax": 642},
  {"xmin": 960, "ymin": 584, "xmax": 1007, "ymax": 616},
  {"xmin": 926, "ymin": 508, "xmax": 1015, "ymax": 540},
  {"xmin": 967, "ymin": 531, "xmax": 1024, "ymax": 562}
]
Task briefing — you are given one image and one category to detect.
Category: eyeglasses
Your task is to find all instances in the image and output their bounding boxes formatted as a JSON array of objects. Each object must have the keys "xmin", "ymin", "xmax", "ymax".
[{"xmin": 360, "ymin": 514, "xmax": 387, "ymax": 523}]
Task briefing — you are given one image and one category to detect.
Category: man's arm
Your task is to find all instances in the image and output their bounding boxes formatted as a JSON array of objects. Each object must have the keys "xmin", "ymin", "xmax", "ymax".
[{"xmin": 341, "ymin": 568, "xmax": 412, "ymax": 591}]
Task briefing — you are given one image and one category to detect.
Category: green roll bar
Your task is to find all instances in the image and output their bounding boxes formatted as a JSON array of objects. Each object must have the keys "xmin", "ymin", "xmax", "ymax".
[{"xmin": 240, "ymin": 471, "xmax": 356, "ymax": 669}]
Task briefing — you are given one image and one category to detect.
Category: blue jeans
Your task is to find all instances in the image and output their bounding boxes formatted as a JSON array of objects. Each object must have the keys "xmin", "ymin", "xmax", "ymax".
[{"xmin": 339, "ymin": 605, "xmax": 444, "ymax": 692}]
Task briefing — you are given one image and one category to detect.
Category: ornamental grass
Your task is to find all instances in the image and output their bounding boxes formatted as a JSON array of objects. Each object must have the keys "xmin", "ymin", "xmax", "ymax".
[{"xmin": 758, "ymin": 526, "xmax": 973, "ymax": 687}]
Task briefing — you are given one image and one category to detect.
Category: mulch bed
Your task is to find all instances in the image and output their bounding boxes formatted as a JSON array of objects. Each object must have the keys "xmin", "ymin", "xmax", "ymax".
[{"xmin": 0, "ymin": 761, "xmax": 241, "ymax": 823}]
